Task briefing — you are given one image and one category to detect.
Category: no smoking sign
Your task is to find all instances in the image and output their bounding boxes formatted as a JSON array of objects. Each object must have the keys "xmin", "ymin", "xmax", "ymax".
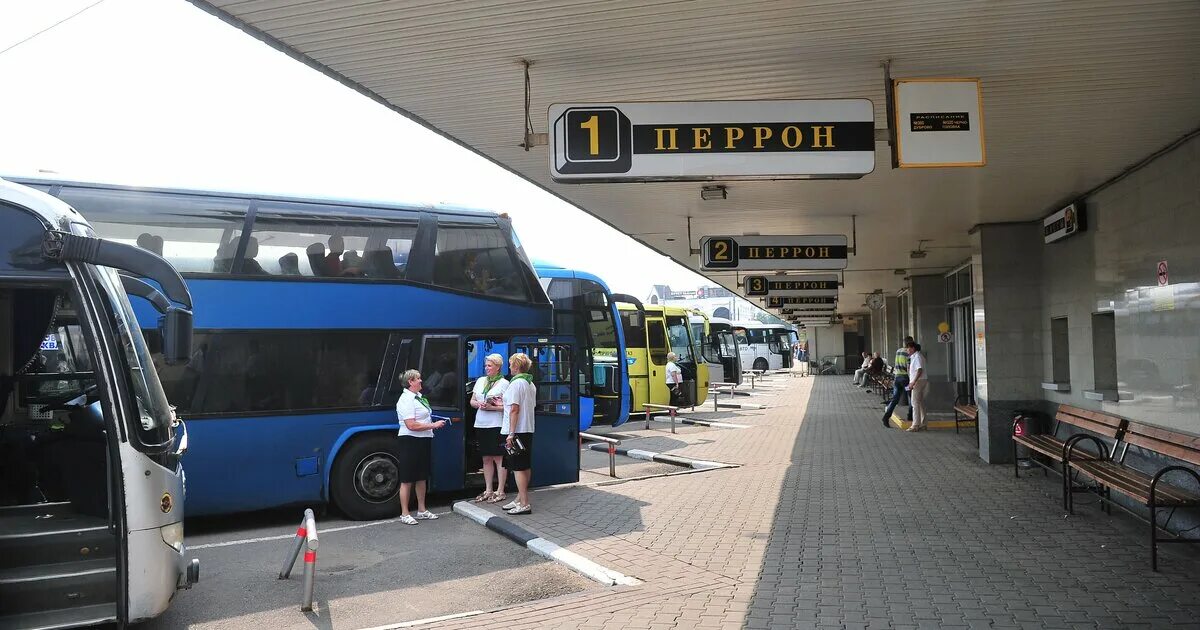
[{"xmin": 1157, "ymin": 260, "xmax": 1169, "ymax": 286}]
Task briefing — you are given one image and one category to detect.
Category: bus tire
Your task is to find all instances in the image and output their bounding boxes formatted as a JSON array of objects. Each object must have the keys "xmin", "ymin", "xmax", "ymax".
[
  {"xmin": 330, "ymin": 433, "xmax": 403, "ymax": 521},
  {"xmin": 753, "ymin": 357, "xmax": 769, "ymax": 372}
]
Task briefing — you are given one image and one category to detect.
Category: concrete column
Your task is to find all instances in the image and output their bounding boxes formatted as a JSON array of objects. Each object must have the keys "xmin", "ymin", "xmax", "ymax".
[
  {"xmin": 971, "ymin": 223, "xmax": 1047, "ymax": 463},
  {"xmin": 909, "ymin": 274, "xmax": 954, "ymax": 410}
]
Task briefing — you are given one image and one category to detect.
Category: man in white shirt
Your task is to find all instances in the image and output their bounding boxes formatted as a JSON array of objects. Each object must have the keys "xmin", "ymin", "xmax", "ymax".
[{"xmin": 904, "ymin": 341, "xmax": 928, "ymax": 432}]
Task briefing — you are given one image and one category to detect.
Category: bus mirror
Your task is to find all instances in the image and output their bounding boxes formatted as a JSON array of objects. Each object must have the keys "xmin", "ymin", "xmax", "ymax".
[{"xmin": 160, "ymin": 308, "xmax": 194, "ymax": 366}]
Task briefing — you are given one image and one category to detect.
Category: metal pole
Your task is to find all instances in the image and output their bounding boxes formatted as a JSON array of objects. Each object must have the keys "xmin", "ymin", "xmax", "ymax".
[
  {"xmin": 670, "ymin": 407, "xmax": 676, "ymax": 434},
  {"xmin": 278, "ymin": 516, "xmax": 307, "ymax": 580},
  {"xmin": 714, "ymin": 388, "xmax": 719, "ymax": 412},
  {"xmin": 300, "ymin": 508, "xmax": 318, "ymax": 612},
  {"xmin": 646, "ymin": 406, "xmax": 651, "ymax": 430},
  {"xmin": 608, "ymin": 442, "xmax": 616, "ymax": 478}
]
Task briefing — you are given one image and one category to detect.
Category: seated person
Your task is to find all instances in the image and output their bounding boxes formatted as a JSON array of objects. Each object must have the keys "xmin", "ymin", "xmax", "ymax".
[
  {"xmin": 323, "ymin": 236, "xmax": 345, "ymax": 277},
  {"xmin": 279, "ymin": 252, "xmax": 301, "ymax": 276},
  {"xmin": 136, "ymin": 232, "xmax": 163, "ymax": 256},
  {"xmin": 239, "ymin": 237, "xmax": 268, "ymax": 275},
  {"xmin": 340, "ymin": 250, "xmax": 365, "ymax": 277},
  {"xmin": 212, "ymin": 239, "xmax": 237, "ymax": 272},
  {"xmin": 365, "ymin": 247, "xmax": 401, "ymax": 278}
]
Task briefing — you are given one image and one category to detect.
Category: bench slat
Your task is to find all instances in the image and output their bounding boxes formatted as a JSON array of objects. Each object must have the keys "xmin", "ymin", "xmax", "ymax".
[
  {"xmin": 1015, "ymin": 434, "xmax": 1101, "ymax": 461},
  {"xmin": 1056, "ymin": 412, "xmax": 1124, "ymax": 439},
  {"xmin": 1071, "ymin": 460, "xmax": 1200, "ymax": 505},
  {"xmin": 1123, "ymin": 422, "xmax": 1200, "ymax": 467}
]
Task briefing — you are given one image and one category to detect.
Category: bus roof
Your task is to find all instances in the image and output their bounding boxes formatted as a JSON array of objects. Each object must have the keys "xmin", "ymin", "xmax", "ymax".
[
  {"xmin": 9, "ymin": 175, "xmax": 503, "ymax": 221},
  {"xmin": 0, "ymin": 178, "xmax": 85, "ymax": 231},
  {"xmin": 532, "ymin": 263, "xmax": 612, "ymax": 290}
]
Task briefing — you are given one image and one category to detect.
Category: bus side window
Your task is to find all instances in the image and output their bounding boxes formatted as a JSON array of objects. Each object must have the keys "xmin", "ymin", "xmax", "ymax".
[
  {"xmin": 250, "ymin": 207, "xmax": 415, "ymax": 279},
  {"xmin": 433, "ymin": 223, "xmax": 527, "ymax": 300},
  {"xmin": 647, "ymin": 321, "xmax": 668, "ymax": 365},
  {"xmin": 55, "ymin": 186, "xmax": 249, "ymax": 274}
]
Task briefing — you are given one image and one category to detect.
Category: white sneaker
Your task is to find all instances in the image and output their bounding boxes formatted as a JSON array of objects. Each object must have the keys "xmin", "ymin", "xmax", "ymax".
[
  {"xmin": 506, "ymin": 504, "xmax": 531, "ymax": 515},
  {"xmin": 501, "ymin": 500, "xmax": 519, "ymax": 510},
  {"xmin": 399, "ymin": 514, "xmax": 418, "ymax": 525},
  {"xmin": 415, "ymin": 510, "xmax": 438, "ymax": 520}
]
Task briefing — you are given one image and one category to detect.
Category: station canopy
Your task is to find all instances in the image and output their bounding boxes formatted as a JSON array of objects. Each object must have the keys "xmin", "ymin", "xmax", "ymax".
[{"xmin": 192, "ymin": 0, "xmax": 1200, "ymax": 313}]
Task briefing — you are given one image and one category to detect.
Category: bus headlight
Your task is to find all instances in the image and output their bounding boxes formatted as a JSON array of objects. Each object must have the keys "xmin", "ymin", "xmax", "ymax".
[{"xmin": 160, "ymin": 522, "xmax": 185, "ymax": 553}]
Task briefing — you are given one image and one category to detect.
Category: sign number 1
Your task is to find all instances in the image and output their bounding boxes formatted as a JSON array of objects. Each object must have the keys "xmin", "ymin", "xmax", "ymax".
[
  {"xmin": 580, "ymin": 115, "xmax": 599, "ymax": 156},
  {"xmin": 564, "ymin": 109, "xmax": 620, "ymax": 162}
]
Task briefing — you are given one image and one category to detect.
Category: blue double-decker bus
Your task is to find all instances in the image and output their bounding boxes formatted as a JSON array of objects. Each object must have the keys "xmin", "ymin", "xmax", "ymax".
[
  {"xmin": 22, "ymin": 178, "xmax": 583, "ymax": 520},
  {"xmin": 534, "ymin": 264, "xmax": 633, "ymax": 429}
]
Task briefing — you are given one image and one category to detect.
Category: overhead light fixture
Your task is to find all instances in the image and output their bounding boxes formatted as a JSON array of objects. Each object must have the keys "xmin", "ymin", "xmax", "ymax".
[
  {"xmin": 700, "ymin": 185, "xmax": 727, "ymax": 201},
  {"xmin": 894, "ymin": 268, "xmax": 907, "ymax": 275}
]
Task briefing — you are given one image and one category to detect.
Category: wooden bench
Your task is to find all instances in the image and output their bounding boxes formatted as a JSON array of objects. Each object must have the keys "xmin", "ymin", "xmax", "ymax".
[
  {"xmin": 1011, "ymin": 405, "xmax": 1126, "ymax": 509},
  {"xmin": 952, "ymin": 395, "xmax": 978, "ymax": 435},
  {"xmin": 1066, "ymin": 422, "xmax": 1200, "ymax": 570},
  {"xmin": 867, "ymin": 366, "xmax": 893, "ymax": 398}
]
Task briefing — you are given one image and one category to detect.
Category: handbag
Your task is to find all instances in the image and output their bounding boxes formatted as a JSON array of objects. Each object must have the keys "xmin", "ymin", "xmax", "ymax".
[{"xmin": 504, "ymin": 435, "xmax": 526, "ymax": 456}]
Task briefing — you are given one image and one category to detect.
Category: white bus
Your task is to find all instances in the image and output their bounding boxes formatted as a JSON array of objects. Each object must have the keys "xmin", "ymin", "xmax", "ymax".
[
  {"xmin": 0, "ymin": 180, "xmax": 197, "ymax": 628},
  {"xmin": 731, "ymin": 321, "xmax": 796, "ymax": 372}
]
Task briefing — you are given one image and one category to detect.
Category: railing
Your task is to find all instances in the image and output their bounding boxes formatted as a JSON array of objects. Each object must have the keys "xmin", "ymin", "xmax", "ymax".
[
  {"xmin": 580, "ymin": 432, "xmax": 621, "ymax": 478},
  {"xmin": 643, "ymin": 403, "xmax": 680, "ymax": 433},
  {"xmin": 709, "ymin": 381, "xmax": 739, "ymax": 411},
  {"xmin": 742, "ymin": 369, "xmax": 765, "ymax": 389},
  {"xmin": 278, "ymin": 508, "xmax": 319, "ymax": 612}
]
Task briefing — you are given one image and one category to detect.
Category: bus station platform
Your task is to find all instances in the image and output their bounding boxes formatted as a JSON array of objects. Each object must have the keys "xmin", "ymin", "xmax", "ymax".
[{"xmin": 427, "ymin": 373, "xmax": 1200, "ymax": 629}]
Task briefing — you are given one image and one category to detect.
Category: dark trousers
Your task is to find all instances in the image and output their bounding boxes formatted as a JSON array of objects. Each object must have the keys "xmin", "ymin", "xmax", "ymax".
[{"xmin": 883, "ymin": 375, "xmax": 910, "ymax": 422}]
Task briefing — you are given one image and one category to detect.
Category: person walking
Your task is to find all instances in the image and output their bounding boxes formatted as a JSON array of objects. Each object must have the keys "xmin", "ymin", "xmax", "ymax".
[
  {"xmin": 905, "ymin": 342, "xmax": 929, "ymax": 432},
  {"xmin": 501, "ymin": 353, "xmax": 536, "ymax": 515},
  {"xmin": 395, "ymin": 369, "xmax": 446, "ymax": 525},
  {"xmin": 665, "ymin": 352, "xmax": 684, "ymax": 406},
  {"xmin": 470, "ymin": 353, "xmax": 508, "ymax": 505},
  {"xmin": 881, "ymin": 336, "xmax": 914, "ymax": 427}
]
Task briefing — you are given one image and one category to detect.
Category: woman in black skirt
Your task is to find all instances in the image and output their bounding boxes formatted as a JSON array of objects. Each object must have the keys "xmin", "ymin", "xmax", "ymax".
[
  {"xmin": 470, "ymin": 353, "xmax": 509, "ymax": 504},
  {"xmin": 395, "ymin": 369, "xmax": 446, "ymax": 525}
]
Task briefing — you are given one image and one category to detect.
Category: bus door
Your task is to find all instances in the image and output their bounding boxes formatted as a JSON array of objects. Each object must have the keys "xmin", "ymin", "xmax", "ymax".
[
  {"xmin": 776, "ymin": 332, "xmax": 794, "ymax": 369},
  {"xmin": 618, "ymin": 307, "xmax": 649, "ymax": 416},
  {"xmin": 718, "ymin": 331, "xmax": 743, "ymax": 384},
  {"xmin": 511, "ymin": 337, "xmax": 579, "ymax": 487},
  {"xmin": 418, "ymin": 335, "xmax": 466, "ymax": 493},
  {"xmin": 664, "ymin": 313, "xmax": 702, "ymax": 406},
  {"xmin": 644, "ymin": 313, "xmax": 672, "ymax": 407}
]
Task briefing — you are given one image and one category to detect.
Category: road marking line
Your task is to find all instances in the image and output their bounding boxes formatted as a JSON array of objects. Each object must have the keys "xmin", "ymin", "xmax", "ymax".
[
  {"xmin": 360, "ymin": 609, "xmax": 486, "ymax": 629},
  {"xmin": 189, "ymin": 510, "xmax": 451, "ymax": 549}
]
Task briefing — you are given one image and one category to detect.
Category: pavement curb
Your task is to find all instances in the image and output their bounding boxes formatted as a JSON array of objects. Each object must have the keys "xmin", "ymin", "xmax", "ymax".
[
  {"xmin": 649, "ymin": 415, "xmax": 751, "ymax": 429},
  {"xmin": 452, "ymin": 502, "xmax": 640, "ymax": 587},
  {"xmin": 715, "ymin": 401, "xmax": 767, "ymax": 410},
  {"xmin": 584, "ymin": 443, "xmax": 731, "ymax": 470}
]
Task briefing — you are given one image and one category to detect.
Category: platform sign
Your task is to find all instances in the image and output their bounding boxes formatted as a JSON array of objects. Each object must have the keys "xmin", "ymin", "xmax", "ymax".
[
  {"xmin": 778, "ymin": 306, "xmax": 837, "ymax": 315},
  {"xmin": 1043, "ymin": 202, "xmax": 1085, "ymax": 244},
  {"xmin": 549, "ymin": 100, "xmax": 876, "ymax": 182},
  {"xmin": 894, "ymin": 78, "xmax": 985, "ymax": 168},
  {"xmin": 767, "ymin": 296, "xmax": 836, "ymax": 309},
  {"xmin": 744, "ymin": 274, "xmax": 839, "ymax": 297},
  {"xmin": 700, "ymin": 235, "xmax": 848, "ymax": 271}
]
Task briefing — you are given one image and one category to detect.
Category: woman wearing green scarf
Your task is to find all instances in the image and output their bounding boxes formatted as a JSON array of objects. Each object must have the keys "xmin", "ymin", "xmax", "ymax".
[
  {"xmin": 395, "ymin": 369, "xmax": 446, "ymax": 525},
  {"xmin": 470, "ymin": 353, "xmax": 509, "ymax": 504},
  {"xmin": 501, "ymin": 353, "xmax": 537, "ymax": 515}
]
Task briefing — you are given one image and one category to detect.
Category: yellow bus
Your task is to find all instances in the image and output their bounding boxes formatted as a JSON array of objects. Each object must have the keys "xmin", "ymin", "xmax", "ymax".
[{"xmin": 616, "ymin": 302, "xmax": 708, "ymax": 412}]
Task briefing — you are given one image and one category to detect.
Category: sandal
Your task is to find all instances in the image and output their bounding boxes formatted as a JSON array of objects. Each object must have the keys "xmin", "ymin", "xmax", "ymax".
[
  {"xmin": 487, "ymin": 492, "xmax": 507, "ymax": 504},
  {"xmin": 474, "ymin": 491, "xmax": 494, "ymax": 503}
]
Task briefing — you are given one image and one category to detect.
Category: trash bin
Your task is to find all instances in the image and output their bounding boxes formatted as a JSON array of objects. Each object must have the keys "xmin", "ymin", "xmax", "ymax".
[{"xmin": 1012, "ymin": 409, "xmax": 1047, "ymax": 467}]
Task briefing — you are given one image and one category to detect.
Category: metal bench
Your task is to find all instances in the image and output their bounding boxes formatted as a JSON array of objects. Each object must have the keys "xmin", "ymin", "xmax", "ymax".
[
  {"xmin": 1012, "ymin": 405, "xmax": 1126, "ymax": 508},
  {"xmin": 643, "ymin": 403, "xmax": 680, "ymax": 433},
  {"xmin": 580, "ymin": 432, "xmax": 621, "ymax": 478},
  {"xmin": 1066, "ymin": 421, "xmax": 1200, "ymax": 570},
  {"xmin": 709, "ymin": 382, "xmax": 738, "ymax": 411}
]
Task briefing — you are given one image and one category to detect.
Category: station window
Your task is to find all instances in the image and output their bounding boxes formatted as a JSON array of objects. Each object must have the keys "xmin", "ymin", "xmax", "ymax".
[
  {"xmin": 55, "ymin": 186, "xmax": 248, "ymax": 274},
  {"xmin": 148, "ymin": 330, "xmax": 389, "ymax": 416},
  {"xmin": 419, "ymin": 336, "xmax": 462, "ymax": 410},
  {"xmin": 1050, "ymin": 317, "xmax": 1070, "ymax": 383},
  {"xmin": 249, "ymin": 204, "xmax": 416, "ymax": 279},
  {"xmin": 433, "ymin": 223, "xmax": 526, "ymax": 300},
  {"xmin": 1091, "ymin": 312, "xmax": 1118, "ymax": 391}
]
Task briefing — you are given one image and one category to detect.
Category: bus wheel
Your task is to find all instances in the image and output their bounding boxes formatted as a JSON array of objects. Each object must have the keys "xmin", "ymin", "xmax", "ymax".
[
  {"xmin": 753, "ymin": 357, "xmax": 769, "ymax": 372},
  {"xmin": 331, "ymin": 433, "xmax": 403, "ymax": 520}
]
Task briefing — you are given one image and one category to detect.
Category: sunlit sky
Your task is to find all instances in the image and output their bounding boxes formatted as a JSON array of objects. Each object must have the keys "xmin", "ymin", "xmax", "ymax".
[{"xmin": 0, "ymin": 0, "xmax": 746, "ymax": 303}]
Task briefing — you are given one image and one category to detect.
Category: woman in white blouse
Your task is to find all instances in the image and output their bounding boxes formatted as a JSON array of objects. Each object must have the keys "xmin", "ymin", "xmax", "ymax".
[
  {"xmin": 470, "ymin": 353, "xmax": 509, "ymax": 504},
  {"xmin": 501, "ymin": 353, "xmax": 537, "ymax": 515},
  {"xmin": 395, "ymin": 369, "xmax": 446, "ymax": 525}
]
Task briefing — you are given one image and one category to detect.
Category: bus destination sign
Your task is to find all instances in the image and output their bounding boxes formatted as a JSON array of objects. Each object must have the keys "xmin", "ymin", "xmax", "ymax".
[
  {"xmin": 700, "ymin": 235, "xmax": 849, "ymax": 271},
  {"xmin": 744, "ymin": 274, "xmax": 839, "ymax": 297},
  {"xmin": 549, "ymin": 100, "xmax": 876, "ymax": 182}
]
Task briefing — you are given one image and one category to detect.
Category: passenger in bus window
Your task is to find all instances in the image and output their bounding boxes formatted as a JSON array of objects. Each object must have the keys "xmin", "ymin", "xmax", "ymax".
[
  {"xmin": 395, "ymin": 369, "xmax": 446, "ymax": 525},
  {"xmin": 212, "ymin": 238, "xmax": 237, "ymax": 273},
  {"xmin": 470, "ymin": 353, "xmax": 509, "ymax": 504},
  {"xmin": 340, "ymin": 250, "xmax": 365, "ymax": 277},
  {"xmin": 502, "ymin": 353, "xmax": 536, "ymax": 515},
  {"xmin": 365, "ymin": 247, "xmax": 401, "ymax": 278},
  {"xmin": 323, "ymin": 235, "xmax": 344, "ymax": 277},
  {"xmin": 240, "ymin": 237, "xmax": 267, "ymax": 275}
]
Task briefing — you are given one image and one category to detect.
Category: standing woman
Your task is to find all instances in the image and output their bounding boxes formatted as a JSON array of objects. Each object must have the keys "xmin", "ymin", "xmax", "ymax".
[
  {"xmin": 470, "ymin": 353, "xmax": 509, "ymax": 504},
  {"xmin": 665, "ymin": 352, "xmax": 684, "ymax": 407},
  {"xmin": 501, "ymin": 353, "xmax": 536, "ymax": 515},
  {"xmin": 395, "ymin": 369, "xmax": 446, "ymax": 525}
]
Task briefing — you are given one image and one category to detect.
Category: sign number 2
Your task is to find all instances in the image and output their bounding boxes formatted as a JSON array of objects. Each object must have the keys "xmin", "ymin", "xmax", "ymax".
[{"xmin": 704, "ymin": 238, "xmax": 737, "ymax": 268}]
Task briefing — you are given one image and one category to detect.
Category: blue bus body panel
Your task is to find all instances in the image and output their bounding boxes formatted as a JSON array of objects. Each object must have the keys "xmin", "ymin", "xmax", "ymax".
[{"xmin": 131, "ymin": 278, "xmax": 552, "ymax": 331}]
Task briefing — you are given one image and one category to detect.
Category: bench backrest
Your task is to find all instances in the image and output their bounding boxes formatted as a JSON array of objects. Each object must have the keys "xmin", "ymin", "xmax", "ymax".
[
  {"xmin": 1123, "ymin": 422, "xmax": 1200, "ymax": 467},
  {"xmin": 1055, "ymin": 404, "xmax": 1125, "ymax": 439}
]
